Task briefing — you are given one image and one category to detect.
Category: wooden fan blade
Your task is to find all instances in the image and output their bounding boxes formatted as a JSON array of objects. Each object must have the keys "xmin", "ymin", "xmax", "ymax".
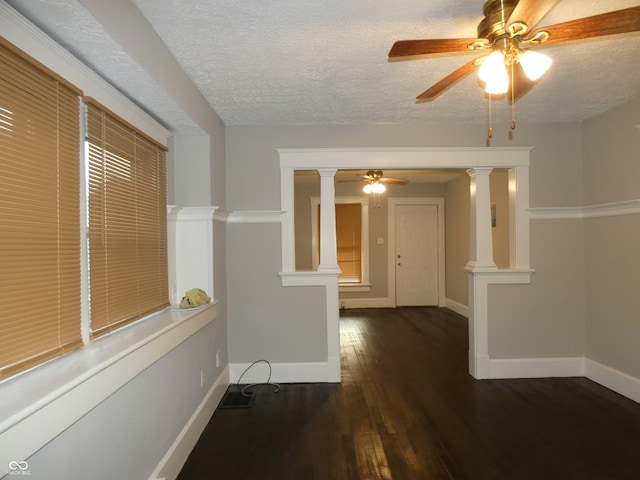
[
  {"xmin": 507, "ymin": 62, "xmax": 535, "ymax": 105},
  {"xmin": 529, "ymin": 7, "xmax": 640, "ymax": 46},
  {"xmin": 379, "ymin": 178, "xmax": 409, "ymax": 185},
  {"xmin": 337, "ymin": 178, "xmax": 367, "ymax": 183},
  {"xmin": 389, "ymin": 38, "xmax": 486, "ymax": 61},
  {"xmin": 506, "ymin": 0, "xmax": 560, "ymax": 33},
  {"xmin": 416, "ymin": 59, "xmax": 480, "ymax": 102}
]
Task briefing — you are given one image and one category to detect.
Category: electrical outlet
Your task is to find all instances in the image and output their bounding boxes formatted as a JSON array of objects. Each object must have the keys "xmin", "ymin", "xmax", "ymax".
[{"xmin": 200, "ymin": 369, "xmax": 205, "ymax": 388}]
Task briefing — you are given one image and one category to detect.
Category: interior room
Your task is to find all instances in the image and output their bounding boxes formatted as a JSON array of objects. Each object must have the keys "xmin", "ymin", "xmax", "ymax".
[{"xmin": 1, "ymin": 1, "xmax": 639, "ymax": 478}]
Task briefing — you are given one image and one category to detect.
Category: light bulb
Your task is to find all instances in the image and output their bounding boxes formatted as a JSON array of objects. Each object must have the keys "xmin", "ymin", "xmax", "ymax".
[
  {"xmin": 478, "ymin": 51, "xmax": 509, "ymax": 94},
  {"xmin": 363, "ymin": 184, "xmax": 372, "ymax": 194}
]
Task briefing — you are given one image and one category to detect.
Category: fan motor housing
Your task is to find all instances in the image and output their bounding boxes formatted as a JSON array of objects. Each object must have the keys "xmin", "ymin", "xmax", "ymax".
[{"xmin": 478, "ymin": 0, "xmax": 519, "ymax": 42}]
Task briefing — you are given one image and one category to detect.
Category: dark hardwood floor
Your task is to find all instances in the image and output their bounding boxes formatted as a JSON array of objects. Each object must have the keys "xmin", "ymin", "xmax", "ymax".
[{"xmin": 177, "ymin": 307, "xmax": 640, "ymax": 480}]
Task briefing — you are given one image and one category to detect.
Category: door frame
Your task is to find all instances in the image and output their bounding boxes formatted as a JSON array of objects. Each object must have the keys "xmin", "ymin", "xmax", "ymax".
[{"xmin": 388, "ymin": 197, "xmax": 445, "ymax": 308}]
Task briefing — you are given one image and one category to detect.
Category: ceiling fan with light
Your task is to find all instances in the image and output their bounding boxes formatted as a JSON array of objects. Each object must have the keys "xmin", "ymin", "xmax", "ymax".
[
  {"xmin": 388, "ymin": 0, "xmax": 640, "ymax": 136},
  {"xmin": 339, "ymin": 170, "xmax": 409, "ymax": 208},
  {"xmin": 339, "ymin": 170, "xmax": 409, "ymax": 193}
]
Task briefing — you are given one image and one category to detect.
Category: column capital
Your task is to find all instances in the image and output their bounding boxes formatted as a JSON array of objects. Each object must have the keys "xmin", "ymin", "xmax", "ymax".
[
  {"xmin": 466, "ymin": 167, "xmax": 494, "ymax": 177},
  {"xmin": 317, "ymin": 168, "xmax": 338, "ymax": 177}
]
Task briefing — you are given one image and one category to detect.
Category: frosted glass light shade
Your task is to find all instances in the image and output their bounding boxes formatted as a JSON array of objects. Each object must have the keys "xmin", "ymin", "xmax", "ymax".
[
  {"xmin": 363, "ymin": 182, "xmax": 386, "ymax": 194},
  {"xmin": 372, "ymin": 183, "xmax": 386, "ymax": 193},
  {"xmin": 478, "ymin": 51, "xmax": 509, "ymax": 94},
  {"xmin": 519, "ymin": 50, "xmax": 552, "ymax": 81}
]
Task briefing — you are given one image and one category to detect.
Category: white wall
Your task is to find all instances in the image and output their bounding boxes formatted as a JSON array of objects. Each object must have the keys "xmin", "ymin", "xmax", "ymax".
[{"xmin": 582, "ymin": 95, "xmax": 640, "ymax": 380}]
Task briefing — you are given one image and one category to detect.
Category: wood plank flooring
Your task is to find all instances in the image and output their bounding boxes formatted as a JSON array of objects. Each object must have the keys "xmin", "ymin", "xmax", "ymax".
[{"xmin": 177, "ymin": 307, "xmax": 640, "ymax": 479}]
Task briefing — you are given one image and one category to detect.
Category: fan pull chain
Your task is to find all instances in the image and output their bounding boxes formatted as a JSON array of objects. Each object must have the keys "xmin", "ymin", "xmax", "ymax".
[
  {"xmin": 487, "ymin": 93, "xmax": 493, "ymax": 138},
  {"xmin": 511, "ymin": 61, "xmax": 516, "ymax": 130}
]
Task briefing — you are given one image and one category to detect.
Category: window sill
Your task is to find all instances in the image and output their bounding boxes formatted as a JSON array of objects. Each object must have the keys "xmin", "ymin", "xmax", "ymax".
[
  {"xmin": 339, "ymin": 283, "xmax": 372, "ymax": 293},
  {"xmin": 0, "ymin": 302, "xmax": 217, "ymax": 468}
]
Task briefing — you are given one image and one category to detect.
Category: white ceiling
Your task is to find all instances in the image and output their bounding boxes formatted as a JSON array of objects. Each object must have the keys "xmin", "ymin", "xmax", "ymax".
[{"xmin": 6, "ymin": 0, "xmax": 640, "ymax": 133}]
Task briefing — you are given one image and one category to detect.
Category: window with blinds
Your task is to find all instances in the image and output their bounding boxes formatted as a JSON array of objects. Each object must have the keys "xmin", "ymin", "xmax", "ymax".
[
  {"xmin": 335, "ymin": 203, "xmax": 362, "ymax": 283},
  {"xmin": 0, "ymin": 38, "xmax": 170, "ymax": 381},
  {"xmin": 85, "ymin": 100, "xmax": 169, "ymax": 338},
  {"xmin": 0, "ymin": 39, "xmax": 82, "ymax": 380},
  {"xmin": 317, "ymin": 203, "xmax": 363, "ymax": 283}
]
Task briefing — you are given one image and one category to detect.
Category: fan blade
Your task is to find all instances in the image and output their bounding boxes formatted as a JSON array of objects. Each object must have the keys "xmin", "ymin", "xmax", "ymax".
[
  {"xmin": 506, "ymin": 0, "xmax": 560, "ymax": 33},
  {"xmin": 529, "ymin": 6, "xmax": 640, "ymax": 46},
  {"xmin": 507, "ymin": 62, "xmax": 535, "ymax": 105},
  {"xmin": 389, "ymin": 38, "xmax": 486, "ymax": 61},
  {"xmin": 416, "ymin": 59, "xmax": 480, "ymax": 102},
  {"xmin": 380, "ymin": 178, "xmax": 409, "ymax": 185}
]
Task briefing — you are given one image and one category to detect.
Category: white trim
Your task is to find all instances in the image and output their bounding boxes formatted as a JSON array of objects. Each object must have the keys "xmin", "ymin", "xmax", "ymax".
[
  {"xmin": 529, "ymin": 199, "xmax": 640, "ymax": 220},
  {"xmin": 586, "ymin": 359, "xmax": 640, "ymax": 404},
  {"xmin": 0, "ymin": 2, "xmax": 170, "ymax": 144},
  {"xmin": 338, "ymin": 283, "xmax": 371, "ymax": 293},
  {"xmin": 278, "ymin": 147, "xmax": 532, "ymax": 170},
  {"xmin": 0, "ymin": 304, "xmax": 217, "ymax": 473},
  {"xmin": 167, "ymin": 206, "xmax": 220, "ymax": 222},
  {"xmin": 489, "ymin": 356, "xmax": 585, "ymax": 379},
  {"xmin": 278, "ymin": 147, "xmax": 533, "ymax": 381},
  {"xmin": 487, "ymin": 356, "xmax": 640, "ymax": 404},
  {"xmin": 227, "ymin": 210, "xmax": 284, "ymax": 223},
  {"xmin": 388, "ymin": 197, "xmax": 446, "ymax": 308},
  {"xmin": 149, "ymin": 365, "xmax": 230, "ymax": 480},
  {"xmin": 230, "ymin": 361, "xmax": 339, "ymax": 384},
  {"xmin": 445, "ymin": 298, "xmax": 469, "ymax": 318}
]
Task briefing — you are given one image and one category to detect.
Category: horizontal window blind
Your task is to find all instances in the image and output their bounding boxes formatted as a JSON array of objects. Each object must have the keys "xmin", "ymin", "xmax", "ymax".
[
  {"xmin": 0, "ymin": 39, "xmax": 82, "ymax": 380},
  {"xmin": 85, "ymin": 99, "xmax": 169, "ymax": 338},
  {"xmin": 336, "ymin": 203, "xmax": 362, "ymax": 279}
]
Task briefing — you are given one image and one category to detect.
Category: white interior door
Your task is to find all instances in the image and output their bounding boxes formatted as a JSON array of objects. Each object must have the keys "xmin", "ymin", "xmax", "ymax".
[{"xmin": 395, "ymin": 204, "xmax": 439, "ymax": 306}]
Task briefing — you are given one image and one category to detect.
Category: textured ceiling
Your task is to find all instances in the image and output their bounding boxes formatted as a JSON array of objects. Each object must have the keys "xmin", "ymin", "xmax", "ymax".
[{"xmin": 5, "ymin": 0, "xmax": 640, "ymax": 132}]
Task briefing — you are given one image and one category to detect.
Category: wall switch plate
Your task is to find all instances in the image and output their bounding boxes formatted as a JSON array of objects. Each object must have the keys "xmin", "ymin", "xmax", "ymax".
[{"xmin": 377, "ymin": 237, "xmax": 384, "ymax": 245}]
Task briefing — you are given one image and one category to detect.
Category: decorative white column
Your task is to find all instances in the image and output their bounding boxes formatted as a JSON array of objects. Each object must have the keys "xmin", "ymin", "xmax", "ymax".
[
  {"xmin": 466, "ymin": 167, "xmax": 496, "ymax": 270},
  {"xmin": 317, "ymin": 168, "xmax": 340, "ymax": 272}
]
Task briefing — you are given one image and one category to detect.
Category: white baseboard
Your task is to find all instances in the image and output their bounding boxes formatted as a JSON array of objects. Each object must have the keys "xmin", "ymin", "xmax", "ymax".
[
  {"xmin": 445, "ymin": 298, "xmax": 469, "ymax": 318},
  {"xmin": 340, "ymin": 297, "xmax": 394, "ymax": 309},
  {"xmin": 489, "ymin": 356, "xmax": 585, "ymax": 379},
  {"xmin": 489, "ymin": 356, "xmax": 640, "ymax": 404},
  {"xmin": 149, "ymin": 365, "xmax": 230, "ymax": 480},
  {"xmin": 585, "ymin": 359, "xmax": 640, "ymax": 403},
  {"xmin": 229, "ymin": 360, "xmax": 339, "ymax": 384}
]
